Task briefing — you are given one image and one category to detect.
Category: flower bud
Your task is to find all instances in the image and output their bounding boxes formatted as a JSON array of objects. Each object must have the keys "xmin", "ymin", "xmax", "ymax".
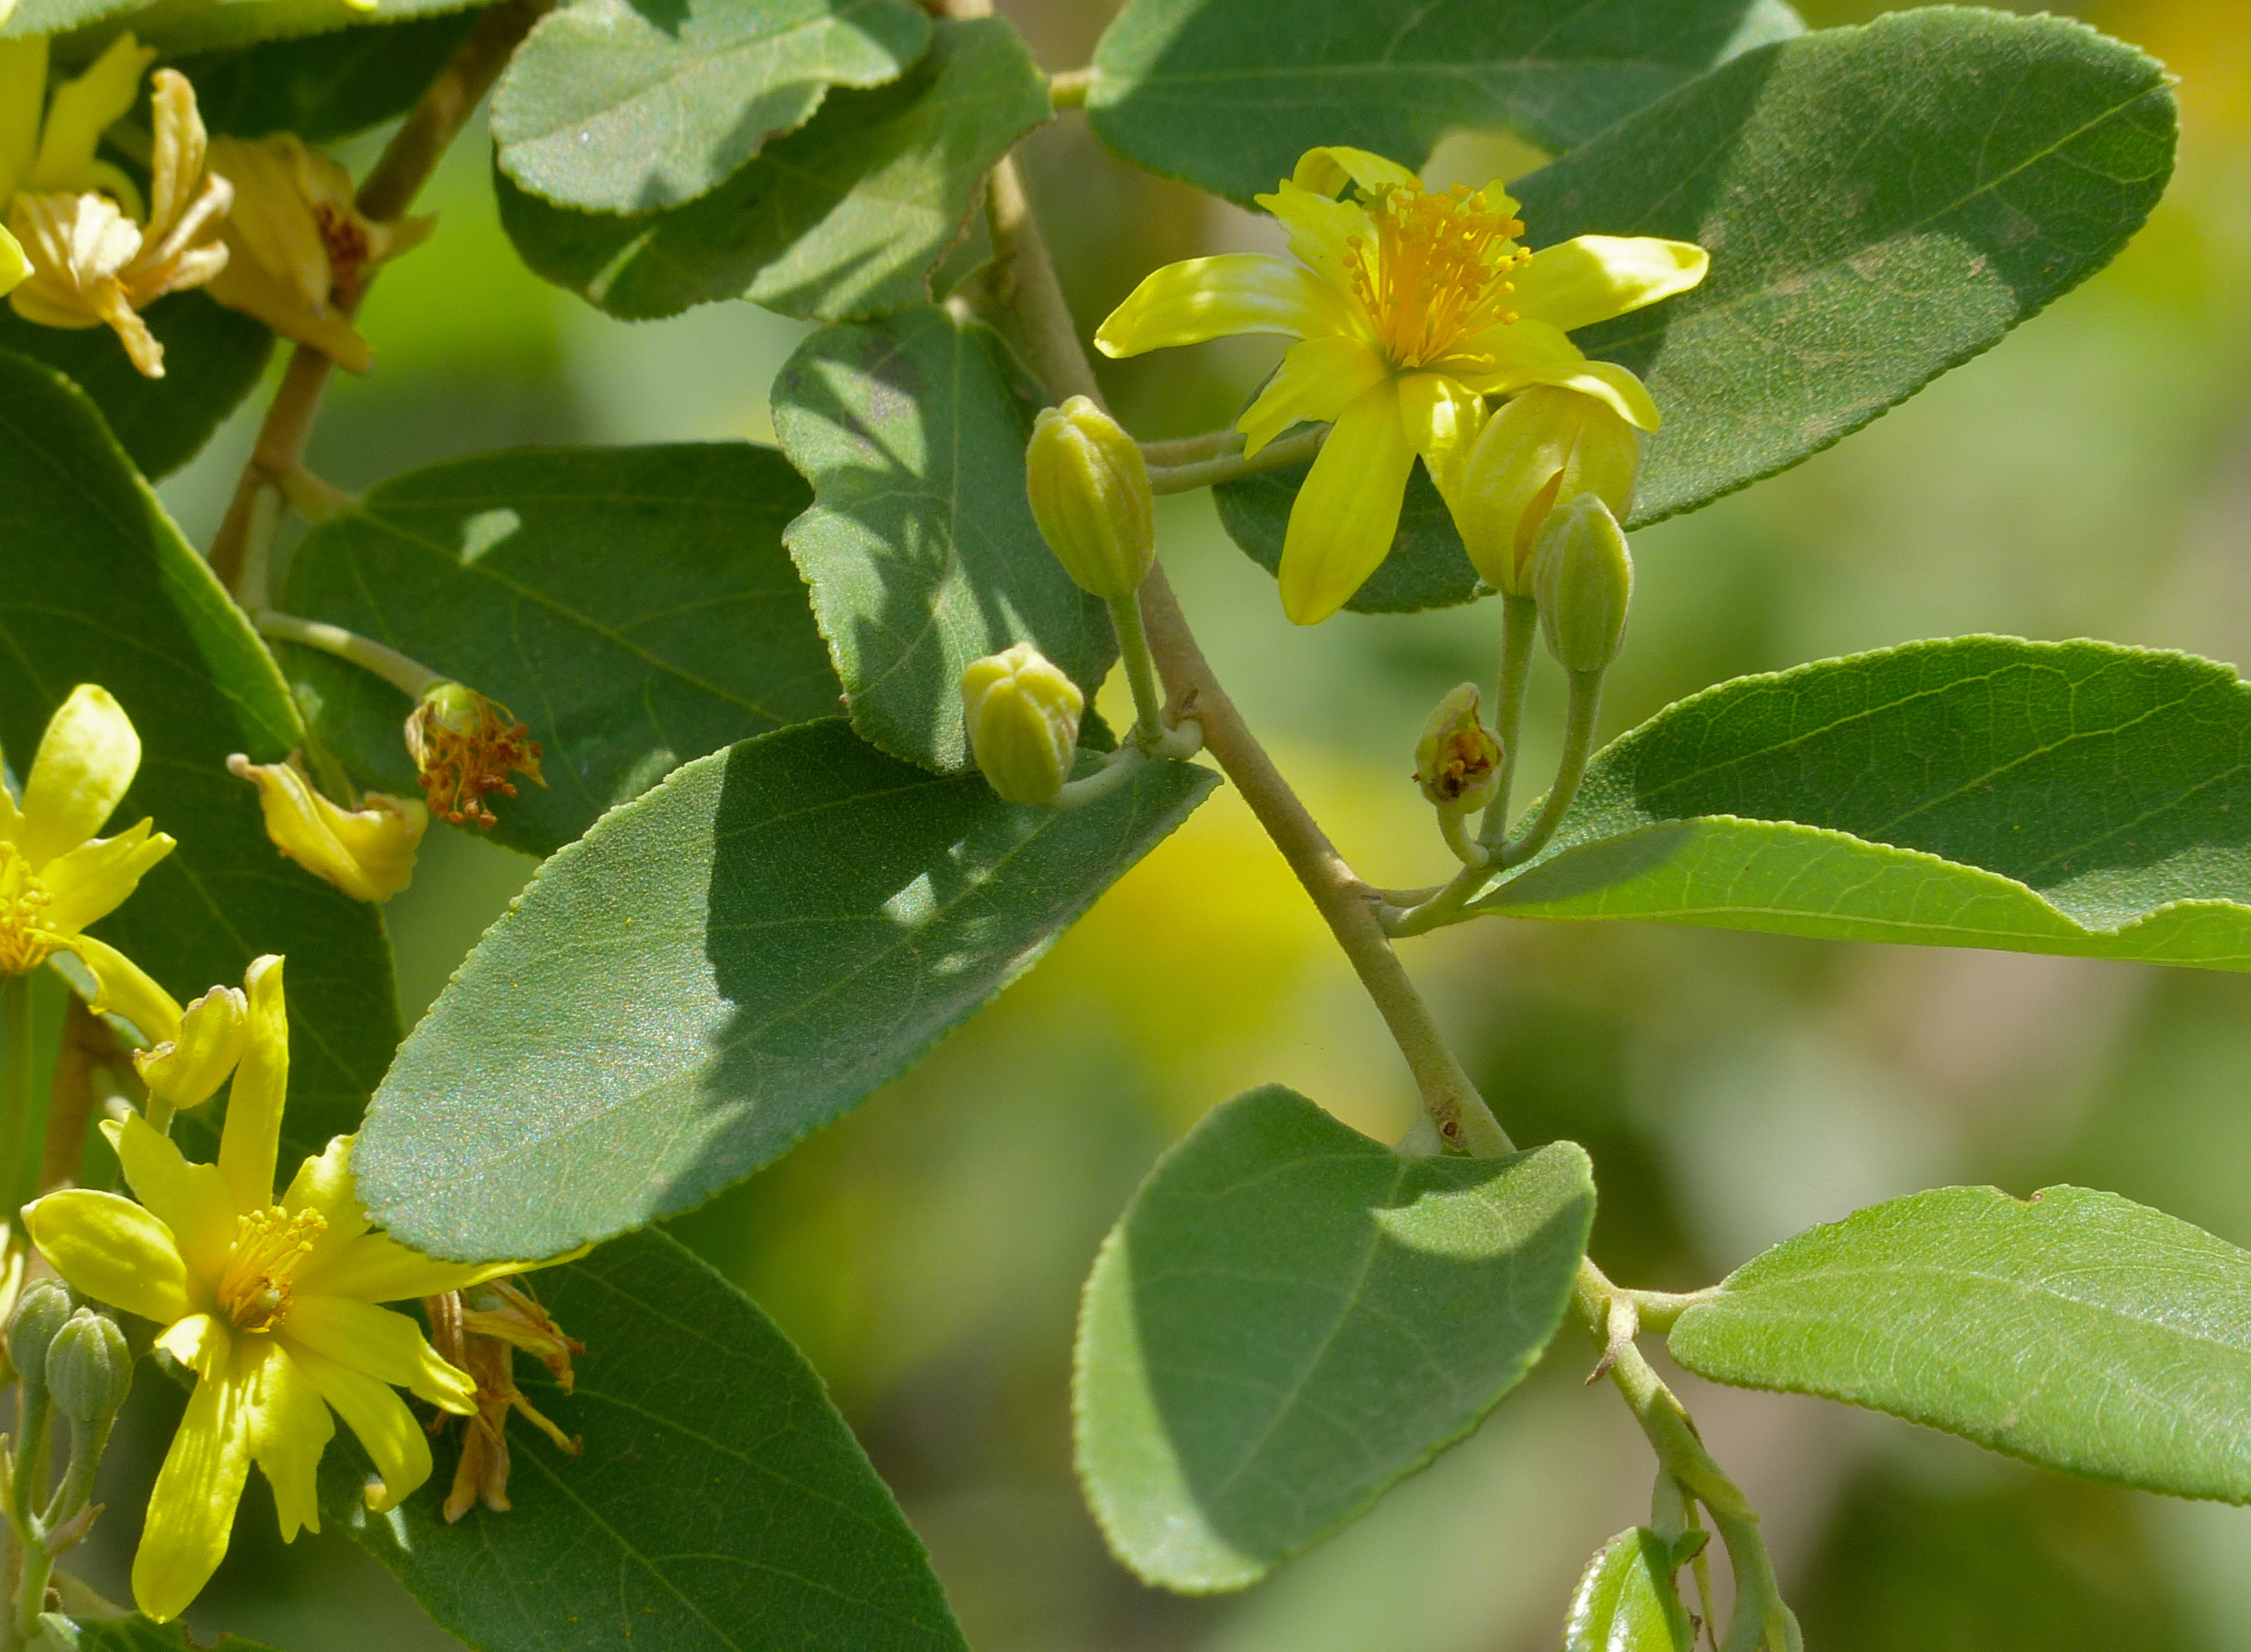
[
  {"xmin": 1413, "ymin": 684, "xmax": 1501, "ymax": 812},
  {"xmin": 1025, "ymin": 396, "xmax": 1156, "ymax": 600},
  {"xmin": 43, "ymin": 1307, "xmax": 132, "ymax": 1423},
  {"xmin": 1450, "ymin": 387, "xmax": 1639, "ymax": 594},
  {"xmin": 960, "ymin": 643, "xmax": 1084, "ymax": 806},
  {"xmin": 1533, "ymin": 495, "xmax": 1635, "ymax": 675},
  {"xmin": 133, "ymin": 981, "xmax": 248, "ymax": 1107},
  {"xmin": 8, "ymin": 1279, "xmax": 78, "ymax": 1388},
  {"xmin": 405, "ymin": 683, "xmax": 545, "ymax": 829},
  {"xmin": 229, "ymin": 753, "xmax": 427, "ymax": 901}
]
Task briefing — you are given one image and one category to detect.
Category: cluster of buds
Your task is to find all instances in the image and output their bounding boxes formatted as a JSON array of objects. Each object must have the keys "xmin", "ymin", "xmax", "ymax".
[
  {"xmin": 229, "ymin": 753, "xmax": 427, "ymax": 902},
  {"xmin": 405, "ymin": 683, "xmax": 546, "ymax": 829},
  {"xmin": 961, "ymin": 643, "xmax": 1084, "ymax": 806}
]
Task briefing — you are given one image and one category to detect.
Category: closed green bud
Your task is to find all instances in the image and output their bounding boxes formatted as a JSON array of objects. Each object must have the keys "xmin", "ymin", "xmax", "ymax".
[
  {"xmin": 1413, "ymin": 684, "xmax": 1501, "ymax": 812},
  {"xmin": 1533, "ymin": 495, "xmax": 1634, "ymax": 674},
  {"xmin": 8, "ymin": 1280, "xmax": 78, "ymax": 1389},
  {"xmin": 1450, "ymin": 387, "xmax": 1640, "ymax": 595},
  {"xmin": 44, "ymin": 1309, "xmax": 132, "ymax": 1423},
  {"xmin": 134, "ymin": 981, "xmax": 249, "ymax": 1107},
  {"xmin": 961, "ymin": 643, "xmax": 1085, "ymax": 806},
  {"xmin": 1025, "ymin": 395, "xmax": 1155, "ymax": 600}
]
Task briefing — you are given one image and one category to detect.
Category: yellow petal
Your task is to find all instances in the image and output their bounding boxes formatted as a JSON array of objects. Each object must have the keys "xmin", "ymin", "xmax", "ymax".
[
  {"xmin": 20, "ymin": 684, "xmax": 141, "ymax": 868},
  {"xmin": 203, "ymin": 248, "xmax": 373, "ymax": 374},
  {"xmin": 1395, "ymin": 373, "xmax": 1489, "ymax": 512},
  {"xmin": 59, "ymin": 932, "xmax": 183, "ymax": 1047},
  {"xmin": 1487, "ymin": 358, "xmax": 1661, "ymax": 431},
  {"xmin": 280, "ymin": 1134, "xmax": 369, "ymax": 1277},
  {"xmin": 245, "ymin": 1341, "xmax": 334, "ymax": 1541},
  {"xmin": 26, "ymin": 35, "xmax": 154, "ymax": 194},
  {"xmin": 1252, "ymin": 177, "xmax": 1372, "ymax": 298},
  {"xmin": 1095, "ymin": 253, "xmax": 1351, "ymax": 358},
  {"xmin": 132, "ymin": 1358, "xmax": 252, "ymax": 1625},
  {"xmin": 133, "ymin": 982, "xmax": 248, "ymax": 1110},
  {"xmin": 156, "ymin": 1312, "xmax": 230, "ymax": 1378},
  {"xmin": 110, "ymin": 1112, "xmax": 238, "ymax": 1290},
  {"xmin": 27, "ymin": 1187, "xmax": 191, "ymax": 1327},
  {"xmin": 228, "ymin": 757, "xmax": 425, "ymax": 901},
  {"xmin": 1237, "ymin": 335, "xmax": 1388, "ymax": 456},
  {"xmin": 302, "ymin": 1230, "xmax": 529, "ymax": 1305},
  {"xmin": 0, "ymin": 222, "xmax": 25, "ymax": 301},
  {"xmin": 283, "ymin": 1341, "xmax": 433, "ymax": 1513},
  {"xmin": 0, "ymin": 36, "xmax": 46, "ymax": 204},
  {"xmin": 38, "ymin": 817, "xmax": 175, "ymax": 933},
  {"xmin": 219, "ymin": 953, "xmax": 288, "ymax": 1213},
  {"xmin": 283, "ymin": 1294, "xmax": 477, "ymax": 1413},
  {"xmin": 1512, "ymin": 235, "xmax": 1710, "ymax": 335},
  {"xmin": 1289, "ymin": 145, "xmax": 1420, "ymax": 199},
  {"xmin": 1277, "ymin": 379, "xmax": 1418, "ymax": 626}
]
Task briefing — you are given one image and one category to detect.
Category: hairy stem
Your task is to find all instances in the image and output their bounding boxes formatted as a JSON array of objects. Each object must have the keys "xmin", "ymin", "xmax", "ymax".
[
  {"xmin": 254, "ymin": 611, "xmax": 444, "ymax": 700},
  {"xmin": 1478, "ymin": 594, "xmax": 1539, "ymax": 845},
  {"xmin": 1147, "ymin": 427, "xmax": 1325, "ymax": 495},
  {"xmin": 209, "ymin": 0, "xmax": 547, "ymax": 594},
  {"xmin": 980, "ymin": 151, "xmax": 1510, "ymax": 1157},
  {"xmin": 1138, "ymin": 429, "xmax": 1235, "ymax": 467},
  {"xmin": 1108, "ymin": 590, "xmax": 1168, "ymax": 751},
  {"xmin": 1046, "ymin": 67, "xmax": 1092, "ymax": 108},
  {"xmin": 1497, "ymin": 665, "xmax": 1603, "ymax": 869}
]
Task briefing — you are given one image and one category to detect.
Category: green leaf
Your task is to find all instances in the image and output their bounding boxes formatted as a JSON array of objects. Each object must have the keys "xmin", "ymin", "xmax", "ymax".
[
  {"xmin": 496, "ymin": 16, "xmax": 1050, "ymax": 323},
  {"xmin": 330, "ymin": 1228, "xmax": 970, "ymax": 1652},
  {"xmin": 1478, "ymin": 638, "xmax": 2251, "ymax": 968},
  {"xmin": 64, "ymin": 0, "xmax": 487, "ymax": 55},
  {"xmin": 492, "ymin": 0, "xmax": 930, "ymax": 214},
  {"xmin": 1213, "ymin": 10, "xmax": 2175, "ymax": 612},
  {"xmin": 178, "ymin": 10, "xmax": 483, "ymax": 142},
  {"xmin": 74, "ymin": 1617, "xmax": 284, "ymax": 1651},
  {"xmin": 1565, "ymin": 1529, "xmax": 1697, "ymax": 1652},
  {"xmin": 0, "ymin": 295, "xmax": 272, "ymax": 481},
  {"xmin": 352, "ymin": 719, "xmax": 1215, "ymax": 1260},
  {"xmin": 1074, "ymin": 1085, "xmax": 1594, "ymax": 1593},
  {"xmin": 0, "ymin": 352, "xmax": 397, "ymax": 1160},
  {"xmin": 276, "ymin": 443, "xmax": 842, "ymax": 860},
  {"xmin": 775, "ymin": 305, "xmax": 1116, "ymax": 773},
  {"xmin": 1, "ymin": 0, "xmax": 137, "ymax": 40},
  {"xmin": 1085, "ymin": 0, "xmax": 1803, "ymax": 207},
  {"xmin": 1669, "ymin": 1185, "xmax": 2251, "ymax": 1503}
]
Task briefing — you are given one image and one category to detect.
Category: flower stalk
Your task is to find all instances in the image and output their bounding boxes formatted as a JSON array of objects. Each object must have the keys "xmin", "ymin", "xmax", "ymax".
[
  {"xmin": 1144, "ymin": 426, "xmax": 1327, "ymax": 495},
  {"xmin": 253, "ymin": 611, "xmax": 442, "ymax": 701}
]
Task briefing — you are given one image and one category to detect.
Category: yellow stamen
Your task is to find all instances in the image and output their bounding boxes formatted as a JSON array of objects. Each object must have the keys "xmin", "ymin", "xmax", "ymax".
[
  {"xmin": 1345, "ymin": 180, "xmax": 1529, "ymax": 370},
  {"xmin": 0, "ymin": 841, "xmax": 57, "ymax": 976},
  {"xmin": 218, "ymin": 1206, "xmax": 326, "ymax": 1332}
]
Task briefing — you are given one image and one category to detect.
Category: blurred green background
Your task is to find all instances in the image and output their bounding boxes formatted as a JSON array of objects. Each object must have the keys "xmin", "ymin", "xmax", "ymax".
[{"xmin": 92, "ymin": 0, "xmax": 2251, "ymax": 1642}]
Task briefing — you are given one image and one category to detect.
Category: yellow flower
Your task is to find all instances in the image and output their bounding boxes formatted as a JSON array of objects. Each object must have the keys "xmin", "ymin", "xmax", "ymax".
[
  {"xmin": 26, "ymin": 955, "xmax": 557, "ymax": 1623},
  {"xmin": 1095, "ymin": 145, "xmax": 1708, "ymax": 624},
  {"xmin": 203, "ymin": 132, "xmax": 433, "ymax": 375},
  {"xmin": 1, "ymin": 684, "xmax": 180, "ymax": 1044},
  {"xmin": 1449, "ymin": 384, "xmax": 1642, "ymax": 594},
  {"xmin": 228, "ymin": 753, "xmax": 427, "ymax": 902},
  {"xmin": 3, "ymin": 40, "xmax": 233, "ymax": 379}
]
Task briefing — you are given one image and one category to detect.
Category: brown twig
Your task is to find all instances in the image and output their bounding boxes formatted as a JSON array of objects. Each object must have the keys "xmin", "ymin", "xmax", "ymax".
[{"xmin": 208, "ymin": 1, "xmax": 547, "ymax": 594}]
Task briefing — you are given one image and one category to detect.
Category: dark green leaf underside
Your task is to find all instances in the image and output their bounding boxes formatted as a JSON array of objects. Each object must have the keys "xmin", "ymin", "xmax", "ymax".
[
  {"xmin": 1076, "ymin": 1086, "xmax": 1594, "ymax": 1591},
  {"xmin": 179, "ymin": 10, "xmax": 483, "ymax": 142},
  {"xmin": 354, "ymin": 719, "xmax": 1216, "ymax": 1259},
  {"xmin": 1671, "ymin": 1185, "xmax": 2251, "ymax": 1502}
]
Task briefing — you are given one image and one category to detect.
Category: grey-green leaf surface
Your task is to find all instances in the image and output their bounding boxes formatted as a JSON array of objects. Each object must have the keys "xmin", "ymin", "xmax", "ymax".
[
  {"xmin": 1478, "ymin": 638, "xmax": 2251, "ymax": 968},
  {"xmin": 58, "ymin": 0, "xmax": 487, "ymax": 54},
  {"xmin": 1212, "ymin": 9, "xmax": 2175, "ymax": 610},
  {"xmin": 1669, "ymin": 1185, "xmax": 2251, "ymax": 1503},
  {"xmin": 493, "ymin": 0, "xmax": 930, "ymax": 214},
  {"xmin": 0, "ymin": 294, "xmax": 272, "ymax": 480},
  {"xmin": 179, "ymin": 10, "xmax": 483, "ymax": 142},
  {"xmin": 1075, "ymin": 1085, "xmax": 1594, "ymax": 1592},
  {"xmin": 76, "ymin": 1618, "xmax": 283, "ymax": 1651},
  {"xmin": 0, "ymin": 353, "xmax": 397, "ymax": 1160},
  {"xmin": 1086, "ymin": 0, "xmax": 1803, "ymax": 207},
  {"xmin": 775, "ymin": 305, "xmax": 1117, "ymax": 772},
  {"xmin": 330, "ymin": 1228, "xmax": 969, "ymax": 1652},
  {"xmin": 496, "ymin": 17, "xmax": 1050, "ymax": 323},
  {"xmin": 278, "ymin": 443, "xmax": 841, "ymax": 860},
  {"xmin": 352, "ymin": 719, "xmax": 1215, "ymax": 1260},
  {"xmin": 1565, "ymin": 1529, "xmax": 1697, "ymax": 1652}
]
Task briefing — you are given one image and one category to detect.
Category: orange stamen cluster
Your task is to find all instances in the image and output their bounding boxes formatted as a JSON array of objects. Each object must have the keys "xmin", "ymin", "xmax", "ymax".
[
  {"xmin": 220, "ymin": 1206, "xmax": 327, "ymax": 1332},
  {"xmin": 1345, "ymin": 181, "xmax": 1530, "ymax": 370},
  {"xmin": 0, "ymin": 842, "xmax": 56, "ymax": 976},
  {"xmin": 405, "ymin": 685, "xmax": 546, "ymax": 829}
]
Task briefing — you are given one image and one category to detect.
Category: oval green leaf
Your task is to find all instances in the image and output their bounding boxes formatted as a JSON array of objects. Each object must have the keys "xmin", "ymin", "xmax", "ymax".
[
  {"xmin": 498, "ymin": 16, "xmax": 1050, "ymax": 323},
  {"xmin": 1086, "ymin": 0, "xmax": 1801, "ymax": 207},
  {"xmin": 1214, "ymin": 10, "xmax": 2175, "ymax": 610},
  {"xmin": 0, "ymin": 351, "xmax": 397, "ymax": 1157},
  {"xmin": 775, "ymin": 305, "xmax": 1116, "ymax": 773},
  {"xmin": 493, "ymin": 0, "xmax": 930, "ymax": 214},
  {"xmin": 353, "ymin": 719, "xmax": 1216, "ymax": 1260},
  {"xmin": 1565, "ymin": 1529, "xmax": 1698, "ymax": 1652},
  {"xmin": 330, "ymin": 1228, "xmax": 970, "ymax": 1652},
  {"xmin": 1669, "ymin": 1185, "xmax": 2251, "ymax": 1503},
  {"xmin": 179, "ymin": 10, "xmax": 483, "ymax": 143},
  {"xmin": 70, "ymin": 0, "xmax": 487, "ymax": 55},
  {"xmin": 278, "ymin": 442, "xmax": 841, "ymax": 860},
  {"xmin": 1075, "ymin": 1085, "xmax": 1594, "ymax": 1593},
  {"xmin": 1479, "ymin": 637, "xmax": 2251, "ymax": 969}
]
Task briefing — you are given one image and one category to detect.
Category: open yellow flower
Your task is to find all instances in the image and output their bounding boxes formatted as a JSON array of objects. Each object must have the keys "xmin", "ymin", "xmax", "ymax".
[
  {"xmin": 1, "ymin": 684, "xmax": 180, "ymax": 1044},
  {"xmin": 1095, "ymin": 145, "xmax": 1708, "ymax": 624},
  {"xmin": 3, "ymin": 38, "xmax": 233, "ymax": 377},
  {"xmin": 26, "ymin": 954, "xmax": 555, "ymax": 1623}
]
